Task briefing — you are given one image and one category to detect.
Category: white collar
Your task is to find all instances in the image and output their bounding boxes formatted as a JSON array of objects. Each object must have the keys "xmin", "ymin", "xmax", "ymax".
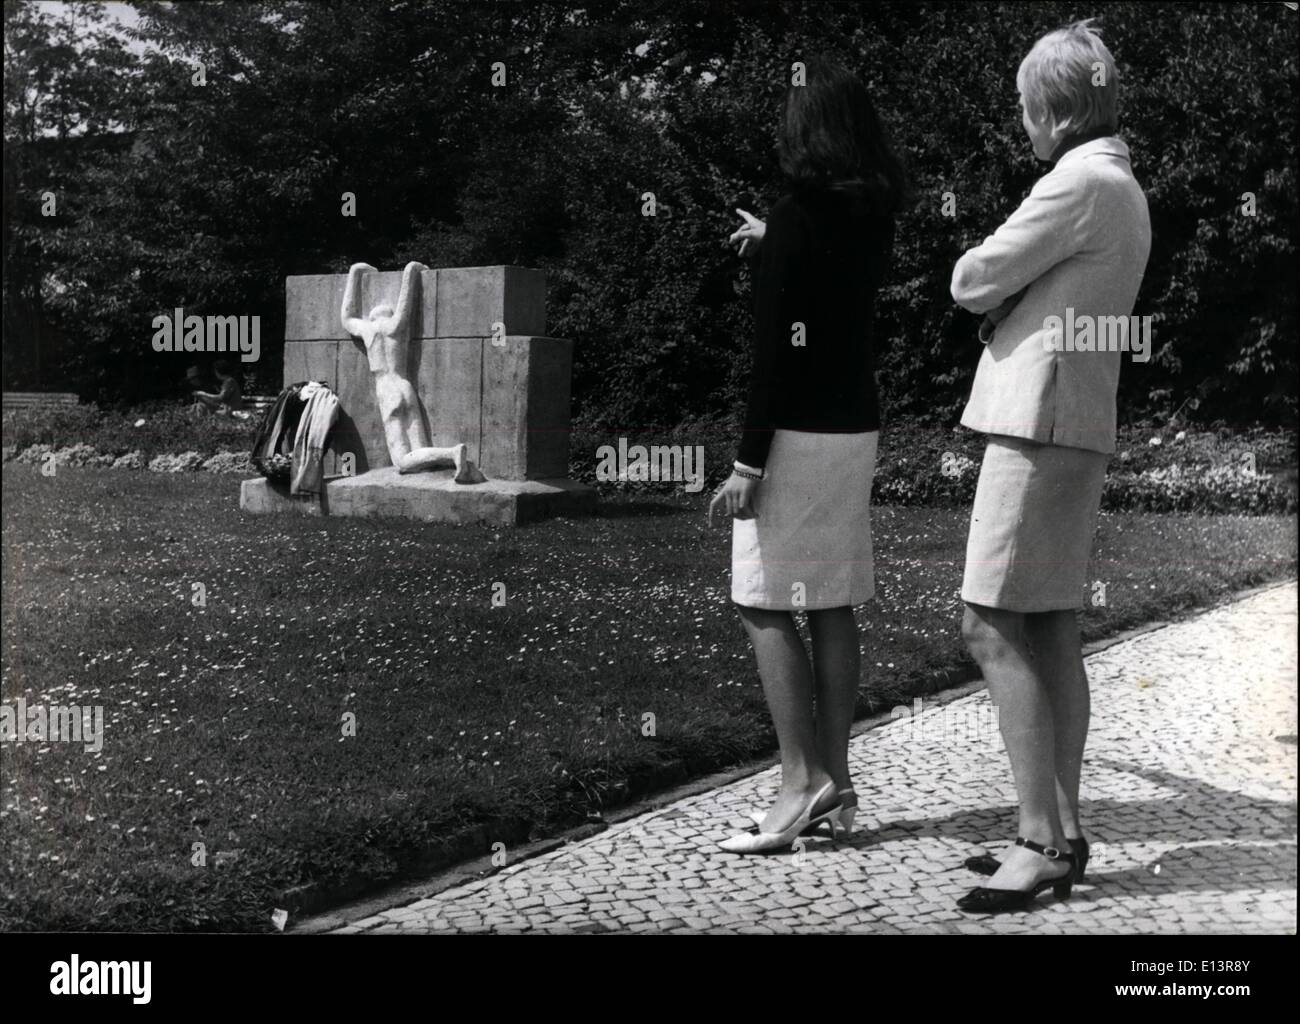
[{"xmin": 1056, "ymin": 136, "xmax": 1131, "ymax": 167}]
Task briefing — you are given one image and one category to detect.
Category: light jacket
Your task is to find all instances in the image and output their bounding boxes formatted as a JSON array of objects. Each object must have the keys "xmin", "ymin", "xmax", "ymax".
[{"xmin": 951, "ymin": 136, "xmax": 1152, "ymax": 454}]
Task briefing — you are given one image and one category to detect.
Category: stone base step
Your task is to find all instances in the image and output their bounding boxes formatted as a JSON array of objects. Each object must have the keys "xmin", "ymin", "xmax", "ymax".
[{"xmin": 240, "ymin": 467, "xmax": 596, "ymax": 526}]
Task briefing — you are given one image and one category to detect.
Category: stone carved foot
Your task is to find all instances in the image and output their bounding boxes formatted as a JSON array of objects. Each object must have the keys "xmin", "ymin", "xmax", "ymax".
[{"xmin": 452, "ymin": 443, "xmax": 486, "ymax": 484}]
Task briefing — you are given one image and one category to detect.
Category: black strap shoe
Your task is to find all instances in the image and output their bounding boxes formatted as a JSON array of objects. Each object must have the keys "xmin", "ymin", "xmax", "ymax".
[
  {"xmin": 964, "ymin": 832, "xmax": 1089, "ymax": 882},
  {"xmin": 956, "ymin": 838, "xmax": 1077, "ymax": 914}
]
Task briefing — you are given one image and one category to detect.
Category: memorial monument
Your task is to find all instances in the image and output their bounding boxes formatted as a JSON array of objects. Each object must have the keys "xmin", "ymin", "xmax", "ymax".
[{"xmin": 240, "ymin": 264, "xmax": 595, "ymax": 525}]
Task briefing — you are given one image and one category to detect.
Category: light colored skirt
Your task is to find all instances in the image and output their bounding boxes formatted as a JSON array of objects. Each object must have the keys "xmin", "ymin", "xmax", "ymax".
[
  {"xmin": 961, "ymin": 434, "xmax": 1109, "ymax": 612},
  {"xmin": 731, "ymin": 429, "xmax": 879, "ymax": 610}
]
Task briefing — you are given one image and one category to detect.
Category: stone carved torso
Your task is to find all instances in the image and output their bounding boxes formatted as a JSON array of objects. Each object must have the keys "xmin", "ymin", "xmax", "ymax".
[{"xmin": 354, "ymin": 315, "xmax": 406, "ymax": 376}]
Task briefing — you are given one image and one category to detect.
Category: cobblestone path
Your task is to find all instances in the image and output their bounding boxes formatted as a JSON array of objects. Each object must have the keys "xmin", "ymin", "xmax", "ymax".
[{"xmin": 328, "ymin": 583, "xmax": 1297, "ymax": 934}]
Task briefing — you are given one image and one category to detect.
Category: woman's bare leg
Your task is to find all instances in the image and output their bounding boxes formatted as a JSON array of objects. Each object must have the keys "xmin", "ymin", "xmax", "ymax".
[
  {"xmin": 737, "ymin": 606, "xmax": 835, "ymax": 832},
  {"xmin": 1025, "ymin": 610, "xmax": 1089, "ymax": 838},
  {"xmin": 808, "ymin": 606, "xmax": 859, "ymax": 796},
  {"xmin": 962, "ymin": 602, "xmax": 1071, "ymax": 888}
]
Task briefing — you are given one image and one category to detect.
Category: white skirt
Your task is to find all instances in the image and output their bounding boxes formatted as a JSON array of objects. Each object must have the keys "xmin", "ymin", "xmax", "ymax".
[
  {"xmin": 731, "ymin": 429, "xmax": 879, "ymax": 610},
  {"xmin": 961, "ymin": 434, "xmax": 1109, "ymax": 611}
]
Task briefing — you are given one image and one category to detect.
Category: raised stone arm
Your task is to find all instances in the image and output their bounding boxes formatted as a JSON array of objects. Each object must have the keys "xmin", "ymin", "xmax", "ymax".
[
  {"xmin": 341, "ymin": 262, "xmax": 378, "ymax": 337},
  {"xmin": 389, "ymin": 261, "xmax": 428, "ymax": 338}
]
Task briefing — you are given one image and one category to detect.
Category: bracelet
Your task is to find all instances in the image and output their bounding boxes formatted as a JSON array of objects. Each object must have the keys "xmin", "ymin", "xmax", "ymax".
[{"xmin": 733, "ymin": 461, "xmax": 765, "ymax": 481}]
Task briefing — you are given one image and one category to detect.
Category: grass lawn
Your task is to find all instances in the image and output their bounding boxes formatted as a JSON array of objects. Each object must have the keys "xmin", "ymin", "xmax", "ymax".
[{"xmin": 1, "ymin": 464, "xmax": 1295, "ymax": 931}]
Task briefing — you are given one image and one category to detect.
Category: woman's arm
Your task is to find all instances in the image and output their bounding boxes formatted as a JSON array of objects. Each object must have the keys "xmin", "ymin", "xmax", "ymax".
[
  {"xmin": 977, "ymin": 286, "xmax": 1029, "ymax": 342},
  {"xmin": 951, "ymin": 168, "xmax": 1096, "ymax": 314},
  {"xmin": 736, "ymin": 199, "xmax": 803, "ymax": 471}
]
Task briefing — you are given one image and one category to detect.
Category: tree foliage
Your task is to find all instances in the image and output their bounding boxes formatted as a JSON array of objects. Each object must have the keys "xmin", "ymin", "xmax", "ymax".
[{"xmin": 3, "ymin": 0, "xmax": 1296, "ymax": 425}]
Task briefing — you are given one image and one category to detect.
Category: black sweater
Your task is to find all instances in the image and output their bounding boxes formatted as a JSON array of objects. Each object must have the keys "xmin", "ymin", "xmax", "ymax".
[{"xmin": 737, "ymin": 185, "xmax": 894, "ymax": 469}]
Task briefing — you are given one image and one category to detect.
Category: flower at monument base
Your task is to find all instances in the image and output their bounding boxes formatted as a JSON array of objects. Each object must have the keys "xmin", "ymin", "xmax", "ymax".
[
  {"xmin": 201, "ymin": 451, "xmax": 255, "ymax": 474},
  {"xmin": 53, "ymin": 443, "xmax": 100, "ymax": 468},
  {"xmin": 947, "ymin": 452, "xmax": 977, "ymax": 479},
  {"xmin": 111, "ymin": 450, "xmax": 146, "ymax": 470},
  {"xmin": 16, "ymin": 443, "xmax": 54, "ymax": 465},
  {"xmin": 148, "ymin": 451, "xmax": 205, "ymax": 473}
]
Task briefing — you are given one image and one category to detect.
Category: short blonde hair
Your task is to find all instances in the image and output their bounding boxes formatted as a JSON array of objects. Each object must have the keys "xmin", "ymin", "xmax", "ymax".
[{"xmin": 1017, "ymin": 19, "xmax": 1118, "ymax": 138}]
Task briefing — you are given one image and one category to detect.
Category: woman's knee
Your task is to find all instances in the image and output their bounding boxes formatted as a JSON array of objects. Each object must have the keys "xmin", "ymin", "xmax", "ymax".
[
  {"xmin": 1025, "ymin": 609, "xmax": 1080, "ymax": 649},
  {"xmin": 961, "ymin": 604, "xmax": 1021, "ymax": 665},
  {"xmin": 735, "ymin": 604, "xmax": 789, "ymax": 630}
]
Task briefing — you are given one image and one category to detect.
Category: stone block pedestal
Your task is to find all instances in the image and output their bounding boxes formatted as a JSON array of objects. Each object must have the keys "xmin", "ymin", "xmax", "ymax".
[{"xmin": 241, "ymin": 471, "xmax": 595, "ymax": 527}]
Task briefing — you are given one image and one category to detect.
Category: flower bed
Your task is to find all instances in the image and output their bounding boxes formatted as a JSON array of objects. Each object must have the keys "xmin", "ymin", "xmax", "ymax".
[
  {"xmin": 5, "ymin": 404, "xmax": 1295, "ymax": 511},
  {"xmin": 570, "ymin": 414, "xmax": 1297, "ymax": 515}
]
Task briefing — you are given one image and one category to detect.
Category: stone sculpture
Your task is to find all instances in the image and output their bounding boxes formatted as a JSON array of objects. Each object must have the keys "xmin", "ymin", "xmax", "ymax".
[
  {"xmin": 341, "ymin": 261, "xmax": 484, "ymax": 483},
  {"xmin": 242, "ymin": 262, "xmax": 596, "ymax": 525}
]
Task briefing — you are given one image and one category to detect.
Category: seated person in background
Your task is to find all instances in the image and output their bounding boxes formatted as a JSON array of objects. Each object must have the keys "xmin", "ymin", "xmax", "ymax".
[{"xmin": 191, "ymin": 360, "xmax": 244, "ymax": 415}]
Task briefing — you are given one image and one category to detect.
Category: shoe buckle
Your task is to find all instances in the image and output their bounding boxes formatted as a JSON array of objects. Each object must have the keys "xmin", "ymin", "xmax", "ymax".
[{"xmin": 1042, "ymin": 846, "xmax": 1062, "ymax": 859}]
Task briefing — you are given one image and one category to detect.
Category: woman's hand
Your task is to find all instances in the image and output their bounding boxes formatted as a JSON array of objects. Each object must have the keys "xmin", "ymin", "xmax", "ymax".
[
  {"xmin": 987, "ymin": 286, "xmax": 1029, "ymax": 325},
  {"xmin": 708, "ymin": 472, "xmax": 759, "ymax": 525},
  {"xmin": 728, "ymin": 209, "xmax": 766, "ymax": 256},
  {"xmin": 978, "ymin": 286, "xmax": 1030, "ymax": 342}
]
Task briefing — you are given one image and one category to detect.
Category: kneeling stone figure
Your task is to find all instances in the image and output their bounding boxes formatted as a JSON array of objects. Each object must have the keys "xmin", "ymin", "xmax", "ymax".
[{"xmin": 341, "ymin": 261, "xmax": 485, "ymax": 483}]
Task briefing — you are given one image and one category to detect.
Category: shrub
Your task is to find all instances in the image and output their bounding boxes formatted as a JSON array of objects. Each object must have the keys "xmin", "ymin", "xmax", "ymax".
[
  {"xmin": 201, "ymin": 451, "xmax": 255, "ymax": 475},
  {"xmin": 1, "ymin": 403, "xmax": 256, "ymax": 461},
  {"xmin": 147, "ymin": 451, "xmax": 205, "ymax": 473},
  {"xmin": 1105, "ymin": 464, "xmax": 1296, "ymax": 515},
  {"xmin": 111, "ymin": 451, "xmax": 146, "ymax": 470}
]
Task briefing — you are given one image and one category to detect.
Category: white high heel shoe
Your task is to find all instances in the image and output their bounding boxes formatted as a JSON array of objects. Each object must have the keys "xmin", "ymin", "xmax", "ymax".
[
  {"xmin": 748, "ymin": 787, "xmax": 857, "ymax": 837},
  {"xmin": 722, "ymin": 781, "xmax": 841, "ymax": 853},
  {"xmin": 838, "ymin": 788, "xmax": 858, "ymax": 835}
]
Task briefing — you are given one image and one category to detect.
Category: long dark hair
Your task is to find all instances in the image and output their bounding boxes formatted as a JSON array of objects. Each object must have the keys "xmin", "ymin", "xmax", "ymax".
[{"xmin": 777, "ymin": 58, "xmax": 907, "ymax": 213}]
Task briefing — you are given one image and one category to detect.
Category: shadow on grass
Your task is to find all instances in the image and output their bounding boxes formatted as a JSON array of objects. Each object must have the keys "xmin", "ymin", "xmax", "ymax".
[{"xmin": 592, "ymin": 496, "xmax": 697, "ymax": 519}]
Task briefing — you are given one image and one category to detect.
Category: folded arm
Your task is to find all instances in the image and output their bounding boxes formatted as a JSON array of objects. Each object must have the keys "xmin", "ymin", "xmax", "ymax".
[{"xmin": 951, "ymin": 167, "xmax": 1096, "ymax": 315}]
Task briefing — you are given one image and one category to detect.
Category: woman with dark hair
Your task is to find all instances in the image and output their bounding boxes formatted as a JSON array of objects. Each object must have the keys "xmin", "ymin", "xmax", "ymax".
[{"xmin": 711, "ymin": 58, "xmax": 905, "ymax": 852}]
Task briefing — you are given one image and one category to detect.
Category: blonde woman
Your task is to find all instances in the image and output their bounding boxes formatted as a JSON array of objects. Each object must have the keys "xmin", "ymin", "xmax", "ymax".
[{"xmin": 950, "ymin": 20, "xmax": 1151, "ymax": 912}]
